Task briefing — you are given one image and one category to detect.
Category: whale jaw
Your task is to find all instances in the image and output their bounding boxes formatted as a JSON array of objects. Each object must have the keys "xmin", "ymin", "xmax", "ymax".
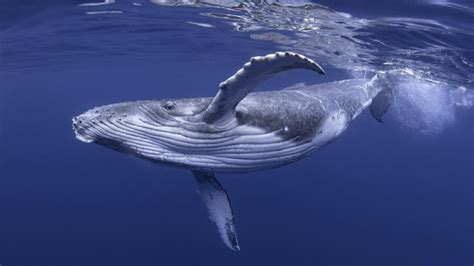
[
  {"xmin": 74, "ymin": 132, "xmax": 95, "ymax": 143},
  {"xmin": 72, "ymin": 115, "xmax": 96, "ymax": 144}
]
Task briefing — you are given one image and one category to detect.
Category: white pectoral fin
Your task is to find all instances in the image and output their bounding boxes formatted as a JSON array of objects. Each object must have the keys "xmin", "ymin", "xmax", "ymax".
[
  {"xmin": 199, "ymin": 51, "xmax": 325, "ymax": 123},
  {"xmin": 370, "ymin": 87, "xmax": 393, "ymax": 123},
  {"xmin": 192, "ymin": 170, "xmax": 240, "ymax": 251}
]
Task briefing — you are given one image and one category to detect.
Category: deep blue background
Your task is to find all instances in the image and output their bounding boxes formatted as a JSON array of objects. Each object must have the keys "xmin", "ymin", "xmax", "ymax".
[{"xmin": 0, "ymin": 1, "xmax": 473, "ymax": 265}]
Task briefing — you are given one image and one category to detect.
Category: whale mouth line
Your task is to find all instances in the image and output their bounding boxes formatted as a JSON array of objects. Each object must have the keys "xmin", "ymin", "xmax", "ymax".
[{"xmin": 74, "ymin": 133, "xmax": 95, "ymax": 143}]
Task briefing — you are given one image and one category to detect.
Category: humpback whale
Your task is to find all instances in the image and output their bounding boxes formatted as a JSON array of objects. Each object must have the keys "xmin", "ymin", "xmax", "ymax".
[{"xmin": 72, "ymin": 52, "xmax": 392, "ymax": 251}]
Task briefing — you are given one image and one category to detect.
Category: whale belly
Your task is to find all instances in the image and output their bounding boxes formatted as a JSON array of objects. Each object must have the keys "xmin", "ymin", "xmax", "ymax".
[{"xmin": 199, "ymin": 109, "xmax": 350, "ymax": 173}]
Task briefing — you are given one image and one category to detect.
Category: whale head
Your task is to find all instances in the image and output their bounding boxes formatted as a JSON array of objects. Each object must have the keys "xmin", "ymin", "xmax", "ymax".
[{"xmin": 72, "ymin": 98, "xmax": 233, "ymax": 167}]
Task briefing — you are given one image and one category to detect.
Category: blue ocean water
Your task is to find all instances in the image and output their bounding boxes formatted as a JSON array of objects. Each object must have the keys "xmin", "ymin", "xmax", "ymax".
[{"xmin": 0, "ymin": 0, "xmax": 473, "ymax": 265}]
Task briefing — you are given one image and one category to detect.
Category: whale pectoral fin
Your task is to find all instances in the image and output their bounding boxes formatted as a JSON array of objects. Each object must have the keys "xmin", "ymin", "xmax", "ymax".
[
  {"xmin": 192, "ymin": 170, "xmax": 240, "ymax": 251},
  {"xmin": 370, "ymin": 87, "xmax": 393, "ymax": 123},
  {"xmin": 199, "ymin": 51, "xmax": 325, "ymax": 123}
]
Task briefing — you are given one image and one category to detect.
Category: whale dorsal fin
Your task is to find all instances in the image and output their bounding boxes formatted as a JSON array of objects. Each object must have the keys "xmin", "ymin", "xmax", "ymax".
[{"xmin": 199, "ymin": 51, "xmax": 325, "ymax": 123}]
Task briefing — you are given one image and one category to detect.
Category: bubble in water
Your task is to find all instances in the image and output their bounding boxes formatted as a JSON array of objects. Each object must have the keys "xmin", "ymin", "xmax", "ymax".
[
  {"xmin": 450, "ymin": 86, "xmax": 474, "ymax": 109},
  {"xmin": 390, "ymin": 76, "xmax": 456, "ymax": 135}
]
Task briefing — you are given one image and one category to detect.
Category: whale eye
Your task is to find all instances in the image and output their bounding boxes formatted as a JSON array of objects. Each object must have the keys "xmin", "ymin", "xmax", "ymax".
[{"xmin": 162, "ymin": 101, "xmax": 176, "ymax": 111}]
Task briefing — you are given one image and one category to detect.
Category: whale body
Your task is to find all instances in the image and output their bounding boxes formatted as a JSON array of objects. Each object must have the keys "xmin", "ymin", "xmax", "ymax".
[{"xmin": 73, "ymin": 52, "xmax": 391, "ymax": 250}]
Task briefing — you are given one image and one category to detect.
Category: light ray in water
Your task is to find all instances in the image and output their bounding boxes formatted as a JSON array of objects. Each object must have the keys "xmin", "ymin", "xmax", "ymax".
[
  {"xmin": 86, "ymin": 11, "xmax": 124, "ymax": 15},
  {"xmin": 425, "ymin": 0, "xmax": 474, "ymax": 14},
  {"xmin": 79, "ymin": 0, "xmax": 115, "ymax": 6}
]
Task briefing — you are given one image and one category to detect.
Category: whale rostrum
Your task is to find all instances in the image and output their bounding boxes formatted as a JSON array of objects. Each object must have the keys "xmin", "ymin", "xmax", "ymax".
[{"xmin": 72, "ymin": 51, "xmax": 392, "ymax": 251}]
